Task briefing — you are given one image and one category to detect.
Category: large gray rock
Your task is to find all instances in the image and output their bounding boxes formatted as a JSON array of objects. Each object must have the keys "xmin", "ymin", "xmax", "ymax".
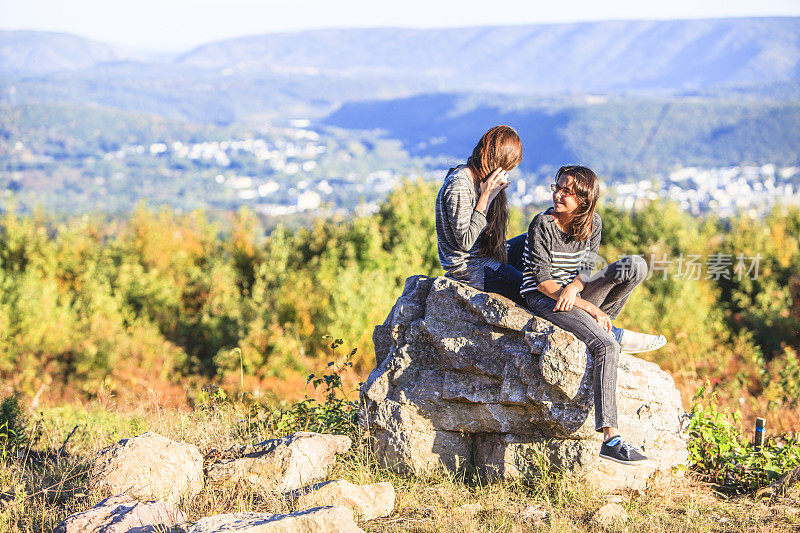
[
  {"xmin": 188, "ymin": 506, "xmax": 363, "ymax": 532},
  {"xmin": 54, "ymin": 495, "xmax": 186, "ymax": 533},
  {"xmin": 294, "ymin": 479, "xmax": 395, "ymax": 520},
  {"xmin": 359, "ymin": 275, "xmax": 688, "ymax": 492},
  {"xmin": 91, "ymin": 432, "xmax": 204, "ymax": 505},
  {"xmin": 206, "ymin": 432, "xmax": 352, "ymax": 492}
]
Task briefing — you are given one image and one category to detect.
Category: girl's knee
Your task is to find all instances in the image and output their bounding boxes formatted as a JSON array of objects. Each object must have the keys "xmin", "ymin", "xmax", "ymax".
[
  {"xmin": 621, "ymin": 254, "xmax": 648, "ymax": 283},
  {"xmin": 589, "ymin": 335, "xmax": 620, "ymax": 362},
  {"xmin": 604, "ymin": 338, "xmax": 620, "ymax": 360}
]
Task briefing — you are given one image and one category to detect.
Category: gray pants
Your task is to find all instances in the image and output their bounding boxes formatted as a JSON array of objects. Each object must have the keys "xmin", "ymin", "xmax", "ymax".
[{"xmin": 523, "ymin": 255, "xmax": 648, "ymax": 432}]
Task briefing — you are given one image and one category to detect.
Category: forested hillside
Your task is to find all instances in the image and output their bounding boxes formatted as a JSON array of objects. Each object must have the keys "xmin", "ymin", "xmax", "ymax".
[{"xmin": 325, "ymin": 94, "xmax": 800, "ymax": 176}]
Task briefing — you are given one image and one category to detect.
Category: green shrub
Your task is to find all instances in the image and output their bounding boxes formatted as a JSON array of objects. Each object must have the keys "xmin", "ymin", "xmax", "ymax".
[
  {"xmin": 688, "ymin": 384, "xmax": 800, "ymax": 493},
  {"xmin": 0, "ymin": 394, "xmax": 29, "ymax": 458},
  {"xmin": 242, "ymin": 337, "xmax": 359, "ymax": 440},
  {"xmin": 763, "ymin": 346, "xmax": 800, "ymax": 409}
]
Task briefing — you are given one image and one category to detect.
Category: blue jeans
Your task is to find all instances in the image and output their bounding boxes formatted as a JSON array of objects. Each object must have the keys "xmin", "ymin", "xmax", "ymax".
[
  {"xmin": 524, "ymin": 255, "xmax": 648, "ymax": 431},
  {"xmin": 483, "ymin": 234, "xmax": 526, "ymax": 306}
]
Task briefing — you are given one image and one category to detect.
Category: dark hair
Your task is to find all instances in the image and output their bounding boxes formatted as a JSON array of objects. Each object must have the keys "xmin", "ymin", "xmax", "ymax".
[
  {"xmin": 555, "ymin": 165, "xmax": 599, "ymax": 241},
  {"xmin": 467, "ymin": 125, "xmax": 523, "ymax": 262}
]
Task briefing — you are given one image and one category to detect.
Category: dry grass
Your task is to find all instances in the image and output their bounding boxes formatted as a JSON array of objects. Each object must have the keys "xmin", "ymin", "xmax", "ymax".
[{"xmin": 1, "ymin": 397, "xmax": 799, "ymax": 532}]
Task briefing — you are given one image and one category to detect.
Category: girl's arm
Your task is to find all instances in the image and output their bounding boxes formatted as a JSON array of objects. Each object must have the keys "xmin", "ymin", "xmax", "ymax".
[
  {"xmin": 523, "ymin": 216, "xmax": 553, "ymax": 286},
  {"xmin": 442, "ymin": 183, "xmax": 488, "ymax": 251},
  {"xmin": 552, "ymin": 214, "xmax": 602, "ymax": 310},
  {"xmin": 538, "ymin": 280, "xmax": 594, "ymax": 312},
  {"xmin": 475, "ymin": 169, "xmax": 508, "ymax": 215},
  {"xmin": 538, "ymin": 279, "xmax": 611, "ymax": 331}
]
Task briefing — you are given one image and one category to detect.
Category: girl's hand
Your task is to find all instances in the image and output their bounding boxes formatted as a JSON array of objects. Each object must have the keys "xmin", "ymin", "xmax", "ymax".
[
  {"xmin": 589, "ymin": 305, "xmax": 612, "ymax": 333},
  {"xmin": 553, "ymin": 284, "xmax": 580, "ymax": 312},
  {"xmin": 480, "ymin": 168, "xmax": 509, "ymax": 202}
]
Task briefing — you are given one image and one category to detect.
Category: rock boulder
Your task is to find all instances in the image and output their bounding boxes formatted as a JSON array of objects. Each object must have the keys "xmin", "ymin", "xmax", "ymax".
[
  {"xmin": 55, "ymin": 495, "xmax": 186, "ymax": 533},
  {"xmin": 206, "ymin": 432, "xmax": 352, "ymax": 493},
  {"xmin": 188, "ymin": 506, "xmax": 363, "ymax": 533},
  {"xmin": 294, "ymin": 479, "xmax": 395, "ymax": 520},
  {"xmin": 91, "ymin": 432, "xmax": 204, "ymax": 505},
  {"xmin": 359, "ymin": 276, "xmax": 688, "ymax": 491}
]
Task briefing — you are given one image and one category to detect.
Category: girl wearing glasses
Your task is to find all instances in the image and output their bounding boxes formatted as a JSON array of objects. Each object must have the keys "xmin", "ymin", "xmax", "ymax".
[
  {"xmin": 520, "ymin": 165, "xmax": 667, "ymax": 466},
  {"xmin": 435, "ymin": 125, "xmax": 528, "ymax": 305}
]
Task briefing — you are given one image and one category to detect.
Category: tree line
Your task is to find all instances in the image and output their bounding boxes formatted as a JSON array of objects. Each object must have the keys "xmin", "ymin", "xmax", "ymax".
[{"xmin": 0, "ymin": 181, "xmax": 797, "ymax": 428}]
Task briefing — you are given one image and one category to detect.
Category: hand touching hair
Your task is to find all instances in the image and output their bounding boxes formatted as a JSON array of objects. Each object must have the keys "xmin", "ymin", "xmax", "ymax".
[{"xmin": 467, "ymin": 125, "xmax": 523, "ymax": 262}]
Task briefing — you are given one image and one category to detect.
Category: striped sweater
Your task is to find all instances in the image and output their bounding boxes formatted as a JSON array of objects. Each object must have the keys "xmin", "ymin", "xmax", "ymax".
[
  {"xmin": 520, "ymin": 207, "xmax": 602, "ymax": 294},
  {"xmin": 435, "ymin": 165, "xmax": 501, "ymax": 290}
]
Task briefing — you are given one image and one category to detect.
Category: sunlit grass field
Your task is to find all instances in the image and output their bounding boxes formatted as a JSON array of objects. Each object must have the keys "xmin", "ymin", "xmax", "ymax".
[{"xmin": 0, "ymin": 389, "xmax": 798, "ymax": 533}]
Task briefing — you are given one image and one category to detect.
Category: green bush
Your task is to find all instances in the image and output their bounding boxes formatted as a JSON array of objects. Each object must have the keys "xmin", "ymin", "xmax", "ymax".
[
  {"xmin": 688, "ymin": 384, "xmax": 800, "ymax": 493},
  {"xmin": 200, "ymin": 336, "xmax": 360, "ymax": 442},
  {"xmin": 0, "ymin": 394, "xmax": 29, "ymax": 459},
  {"xmin": 239, "ymin": 337, "xmax": 360, "ymax": 440}
]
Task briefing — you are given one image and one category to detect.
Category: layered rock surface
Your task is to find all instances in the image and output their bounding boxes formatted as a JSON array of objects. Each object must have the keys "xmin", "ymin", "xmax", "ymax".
[
  {"xmin": 206, "ymin": 431, "xmax": 352, "ymax": 492},
  {"xmin": 359, "ymin": 275, "xmax": 688, "ymax": 491},
  {"xmin": 293, "ymin": 479, "xmax": 395, "ymax": 521},
  {"xmin": 54, "ymin": 495, "xmax": 186, "ymax": 533},
  {"xmin": 188, "ymin": 506, "xmax": 363, "ymax": 533},
  {"xmin": 91, "ymin": 432, "xmax": 204, "ymax": 505}
]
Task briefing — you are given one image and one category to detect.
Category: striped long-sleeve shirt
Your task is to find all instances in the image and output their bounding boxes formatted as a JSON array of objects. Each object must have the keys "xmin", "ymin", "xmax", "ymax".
[
  {"xmin": 435, "ymin": 165, "xmax": 501, "ymax": 290},
  {"xmin": 520, "ymin": 207, "xmax": 602, "ymax": 294}
]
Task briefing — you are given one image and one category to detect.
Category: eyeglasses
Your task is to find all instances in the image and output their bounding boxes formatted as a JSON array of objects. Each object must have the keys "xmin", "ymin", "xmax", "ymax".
[{"xmin": 550, "ymin": 183, "xmax": 576, "ymax": 197}]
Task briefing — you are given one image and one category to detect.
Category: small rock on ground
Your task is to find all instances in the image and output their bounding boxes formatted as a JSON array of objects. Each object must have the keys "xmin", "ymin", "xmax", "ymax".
[
  {"xmin": 591, "ymin": 503, "xmax": 628, "ymax": 527},
  {"xmin": 206, "ymin": 432, "xmax": 351, "ymax": 493},
  {"xmin": 91, "ymin": 432, "xmax": 204, "ymax": 505},
  {"xmin": 55, "ymin": 495, "xmax": 186, "ymax": 533},
  {"xmin": 294, "ymin": 479, "xmax": 394, "ymax": 521},
  {"xmin": 188, "ymin": 506, "xmax": 363, "ymax": 533},
  {"xmin": 455, "ymin": 503, "xmax": 482, "ymax": 517},
  {"xmin": 519, "ymin": 504, "xmax": 548, "ymax": 525}
]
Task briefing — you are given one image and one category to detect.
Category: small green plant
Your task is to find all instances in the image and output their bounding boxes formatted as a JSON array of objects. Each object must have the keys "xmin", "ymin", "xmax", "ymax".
[
  {"xmin": 244, "ymin": 336, "xmax": 360, "ymax": 440},
  {"xmin": 0, "ymin": 394, "xmax": 30, "ymax": 459},
  {"xmin": 688, "ymin": 384, "xmax": 800, "ymax": 493},
  {"xmin": 196, "ymin": 384, "xmax": 230, "ymax": 411}
]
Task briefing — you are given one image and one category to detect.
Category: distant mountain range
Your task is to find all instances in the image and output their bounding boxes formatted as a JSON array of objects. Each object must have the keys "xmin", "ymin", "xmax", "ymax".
[
  {"xmin": 175, "ymin": 18, "xmax": 800, "ymax": 93},
  {"xmin": 1, "ymin": 20, "xmax": 799, "ymax": 176},
  {"xmin": 322, "ymin": 93, "xmax": 800, "ymax": 174},
  {"xmin": 2, "ymin": 17, "xmax": 799, "ymax": 95},
  {"xmin": 0, "ymin": 30, "xmax": 141, "ymax": 75}
]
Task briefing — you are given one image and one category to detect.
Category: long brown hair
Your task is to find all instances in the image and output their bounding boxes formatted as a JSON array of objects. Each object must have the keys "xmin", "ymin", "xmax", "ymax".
[
  {"xmin": 467, "ymin": 125, "xmax": 523, "ymax": 262},
  {"xmin": 555, "ymin": 165, "xmax": 599, "ymax": 241}
]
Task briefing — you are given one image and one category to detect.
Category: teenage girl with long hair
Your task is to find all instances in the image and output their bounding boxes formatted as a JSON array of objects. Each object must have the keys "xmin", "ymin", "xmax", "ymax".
[
  {"xmin": 434, "ymin": 125, "xmax": 527, "ymax": 302},
  {"xmin": 520, "ymin": 165, "xmax": 667, "ymax": 465}
]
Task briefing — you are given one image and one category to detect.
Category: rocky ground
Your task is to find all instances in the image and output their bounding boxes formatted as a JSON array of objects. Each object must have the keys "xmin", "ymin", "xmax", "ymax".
[{"xmin": 0, "ymin": 400, "xmax": 798, "ymax": 532}]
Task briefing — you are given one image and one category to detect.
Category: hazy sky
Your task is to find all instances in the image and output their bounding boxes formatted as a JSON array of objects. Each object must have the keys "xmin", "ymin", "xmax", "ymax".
[{"xmin": 3, "ymin": 0, "xmax": 799, "ymax": 52}]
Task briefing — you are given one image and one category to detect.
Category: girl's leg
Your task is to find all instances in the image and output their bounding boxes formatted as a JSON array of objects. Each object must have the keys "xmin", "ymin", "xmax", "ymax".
[
  {"xmin": 524, "ymin": 292, "xmax": 620, "ymax": 432},
  {"xmin": 505, "ymin": 233, "xmax": 527, "ymax": 273},
  {"xmin": 580, "ymin": 255, "xmax": 648, "ymax": 320},
  {"xmin": 581, "ymin": 255, "xmax": 666, "ymax": 353},
  {"xmin": 483, "ymin": 233, "xmax": 527, "ymax": 306},
  {"xmin": 580, "ymin": 255, "xmax": 667, "ymax": 353},
  {"xmin": 484, "ymin": 264, "xmax": 525, "ymax": 306}
]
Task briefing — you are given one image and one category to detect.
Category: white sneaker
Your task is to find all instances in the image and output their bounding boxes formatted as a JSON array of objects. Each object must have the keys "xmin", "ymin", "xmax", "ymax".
[{"xmin": 619, "ymin": 330, "xmax": 667, "ymax": 354}]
